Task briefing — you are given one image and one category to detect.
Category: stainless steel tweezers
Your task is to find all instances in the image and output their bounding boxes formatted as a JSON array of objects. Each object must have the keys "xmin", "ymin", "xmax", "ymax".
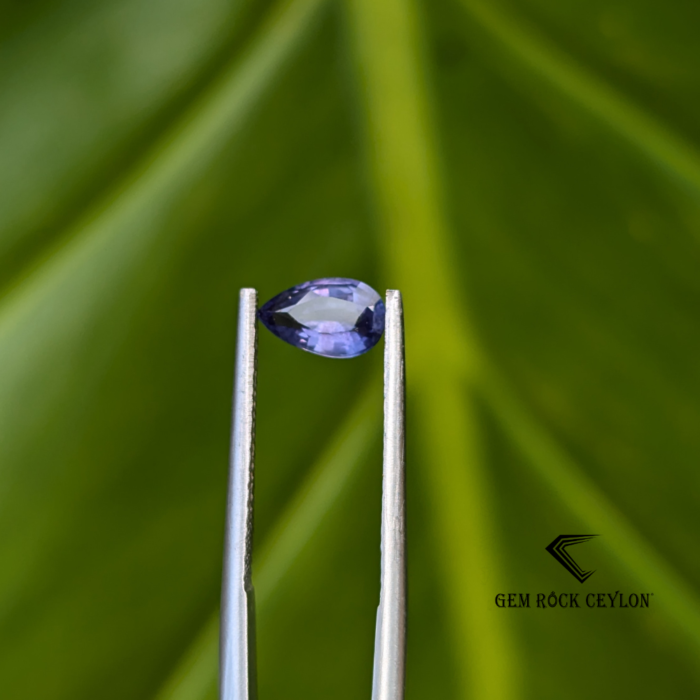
[{"xmin": 219, "ymin": 288, "xmax": 406, "ymax": 700}]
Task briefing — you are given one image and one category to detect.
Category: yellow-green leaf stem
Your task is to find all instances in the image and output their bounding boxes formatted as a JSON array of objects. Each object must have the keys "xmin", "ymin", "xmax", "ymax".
[
  {"xmin": 154, "ymin": 381, "xmax": 381, "ymax": 700},
  {"xmin": 458, "ymin": 0, "xmax": 700, "ymax": 197},
  {"xmin": 345, "ymin": 0, "xmax": 519, "ymax": 697}
]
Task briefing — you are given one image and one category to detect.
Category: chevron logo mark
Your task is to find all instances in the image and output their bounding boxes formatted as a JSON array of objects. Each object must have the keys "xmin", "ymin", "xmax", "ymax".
[{"xmin": 546, "ymin": 535, "xmax": 599, "ymax": 583}]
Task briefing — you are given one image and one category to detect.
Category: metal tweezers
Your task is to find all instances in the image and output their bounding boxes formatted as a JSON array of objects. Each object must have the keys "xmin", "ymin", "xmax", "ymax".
[{"xmin": 220, "ymin": 288, "xmax": 406, "ymax": 700}]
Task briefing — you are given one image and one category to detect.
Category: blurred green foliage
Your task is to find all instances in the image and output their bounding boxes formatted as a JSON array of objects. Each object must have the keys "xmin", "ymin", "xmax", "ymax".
[{"xmin": 1, "ymin": 0, "xmax": 700, "ymax": 698}]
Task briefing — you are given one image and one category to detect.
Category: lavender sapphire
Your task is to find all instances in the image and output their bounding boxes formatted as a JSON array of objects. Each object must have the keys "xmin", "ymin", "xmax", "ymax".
[{"xmin": 258, "ymin": 278, "xmax": 385, "ymax": 358}]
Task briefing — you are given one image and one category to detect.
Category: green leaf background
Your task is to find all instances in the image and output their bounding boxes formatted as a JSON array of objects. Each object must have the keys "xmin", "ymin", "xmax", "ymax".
[{"xmin": 1, "ymin": 0, "xmax": 699, "ymax": 698}]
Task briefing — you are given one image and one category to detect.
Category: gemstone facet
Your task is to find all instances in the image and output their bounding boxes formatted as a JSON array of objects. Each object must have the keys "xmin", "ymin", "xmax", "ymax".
[{"xmin": 258, "ymin": 278, "xmax": 385, "ymax": 358}]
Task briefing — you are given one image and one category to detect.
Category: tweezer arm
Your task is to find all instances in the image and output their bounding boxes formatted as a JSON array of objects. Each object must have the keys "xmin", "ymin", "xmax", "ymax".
[
  {"xmin": 220, "ymin": 288, "xmax": 258, "ymax": 700},
  {"xmin": 372, "ymin": 290, "xmax": 406, "ymax": 700}
]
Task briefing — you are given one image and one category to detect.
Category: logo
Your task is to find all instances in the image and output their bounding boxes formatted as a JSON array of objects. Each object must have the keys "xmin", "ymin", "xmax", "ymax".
[
  {"xmin": 546, "ymin": 535, "xmax": 598, "ymax": 583},
  {"xmin": 494, "ymin": 535, "xmax": 653, "ymax": 609}
]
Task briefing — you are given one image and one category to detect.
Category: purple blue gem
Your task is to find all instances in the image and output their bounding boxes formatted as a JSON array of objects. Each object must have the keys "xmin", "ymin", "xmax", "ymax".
[{"xmin": 258, "ymin": 278, "xmax": 385, "ymax": 358}]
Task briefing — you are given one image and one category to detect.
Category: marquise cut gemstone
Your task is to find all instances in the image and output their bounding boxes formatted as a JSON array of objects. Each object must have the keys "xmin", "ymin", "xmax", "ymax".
[{"xmin": 258, "ymin": 278, "xmax": 385, "ymax": 358}]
